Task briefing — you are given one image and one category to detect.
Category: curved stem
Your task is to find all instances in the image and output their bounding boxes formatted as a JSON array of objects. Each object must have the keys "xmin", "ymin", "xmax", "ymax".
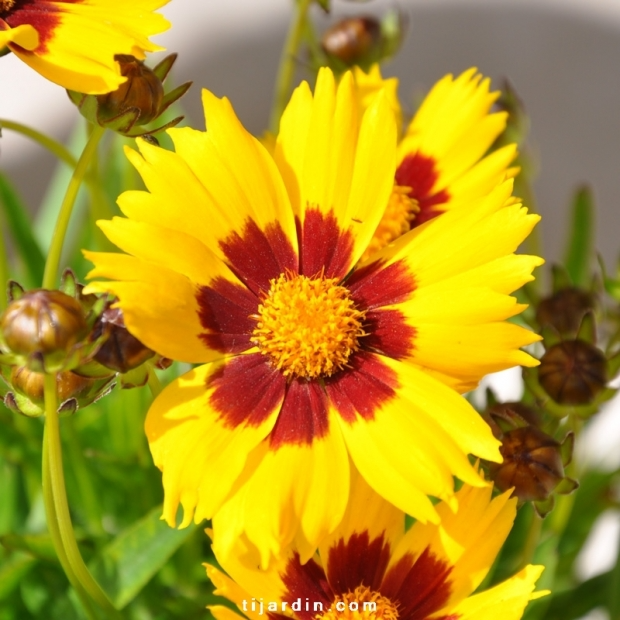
[
  {"xmin": 42, "ymin": 422, "xmax": 99, "ymax": 620},
  {"xmin": 42, "ymin": 124, "xmax": 105, "ymax": 289},
  {"xmin": 269, "ymin": 0, "xmax": 314, "ymax": 134},
  {"xmin": 0, "ymin": 119, "xmax": 78, "ymax": 168},
  {"xmin": 43, "ymin": 374, "xmax": 123, "ymax": 618}
]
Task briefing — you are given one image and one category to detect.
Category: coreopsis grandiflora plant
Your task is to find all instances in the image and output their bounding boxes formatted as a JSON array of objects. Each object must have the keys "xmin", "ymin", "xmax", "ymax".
[
  {"xmin": 207, "ymin": 473, "xmax": 547, "ymax": 620},
  {"xmin": 0, "ymin": 0, "xmax": 169, "ymax": 93},
  {"xmin": 85, "ymin": 66, "xmax": 542, "ymax": 567}
]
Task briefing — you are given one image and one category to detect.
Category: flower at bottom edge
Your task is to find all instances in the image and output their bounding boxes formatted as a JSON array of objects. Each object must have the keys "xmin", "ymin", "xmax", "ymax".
[
  {"xmin": 206, "ymin": 476, "xmax": 548, "ymax": 620},
  {"xmin": 84, "ymin": 66, "xmax": 543, "ymax": 568}
]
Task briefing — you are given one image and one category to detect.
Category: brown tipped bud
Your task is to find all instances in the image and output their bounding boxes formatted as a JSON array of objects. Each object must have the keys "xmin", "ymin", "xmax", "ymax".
[
  {"xmin": 321, "ymin": 17, "xmax": 381, "ymax": 65},
  {"xmin": 97, "ymin": 55, "xmax": 164, "ymax": 125},
  {"xmin": 93, "ymin": 306, "xmax": 154, "ymax": 373},
  {"xmin": 10, "ymin": 366, "xmax": 93, "ymax": 405},
  {"xmin": 489, "ymin": 426, "xmax": 565, "ymax": 502},
  {"xmin": 0, "ymin": 290, "xmax": 87, "ymax": 359},
  {"xmin": 536, "ymin": 288, "xmax": 594, "ymax": 335},
  {"xmin": 538, "ymin": 339, "xmax": 607, "ymax": 405}
]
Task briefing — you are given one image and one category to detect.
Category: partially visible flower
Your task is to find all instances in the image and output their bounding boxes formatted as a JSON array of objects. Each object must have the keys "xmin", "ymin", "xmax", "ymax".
[
  {"xmin": 85, "ymin": 67, "xmax": 541, "ymax": 566},
  {"xmin": 0, "ymin": 0, "xmax": 169, "ymax": 94},
  {"xmin": 353, "ymin": 66, "xmax": 518, "ymax": 259},
  {"xmin": 207, "ymin": 475, "xmax": 547, "ymax": 620}
]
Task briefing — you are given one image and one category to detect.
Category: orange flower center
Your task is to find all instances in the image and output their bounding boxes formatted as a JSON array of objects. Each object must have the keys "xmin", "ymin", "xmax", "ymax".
[
  {"xmin": 318, "ymin": 586, "xmax": 399, "ymax": 620},
  {"xmin": 252, "ymin": 273, "xmax": 366, "ymax": 379},
  {"xmin": 0, "ymin": 0, "xmax": 15, "ymax": 12},
  {"xmin": 361, "ymin": 184, "xmax": 419, "ymax": 262}
]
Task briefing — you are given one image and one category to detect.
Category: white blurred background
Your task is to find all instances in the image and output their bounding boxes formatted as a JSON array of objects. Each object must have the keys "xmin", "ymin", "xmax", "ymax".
[{"xmin": 1, "ymin": 2, "xmax": 620, "ymax": 617}]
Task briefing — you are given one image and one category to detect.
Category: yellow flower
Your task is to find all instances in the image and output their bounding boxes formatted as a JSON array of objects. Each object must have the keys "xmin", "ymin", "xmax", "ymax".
[
  {"xmin": 0, "ymin": 0, "xmax": 169, "ymax": 94},
  {"xmin": 85, "ymin": 67, "xmax": 542, "ymax": 567},
  {"xmin": 207, "ymin": 474, "xmax": 547, "ymax": 620},
  {"xmin": 354, "ymin": 66, "xmax": 519, "ymax": 259}
]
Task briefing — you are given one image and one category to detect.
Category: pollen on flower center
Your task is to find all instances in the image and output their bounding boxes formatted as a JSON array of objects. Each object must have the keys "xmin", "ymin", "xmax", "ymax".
[
  {"xmin": 251, "ymin": 273, "xmax": 366, "ymax": 379},
  {"xmin": 362, "ymin": 184, "xmax": 420, "ymax": 262},
  {"xmin": 318, "ymin": 586, "xmax": 399, "ymax": 620},
  {"xmin": 0, "ymin": 0, "xmax": 15, "ymax": 13}
]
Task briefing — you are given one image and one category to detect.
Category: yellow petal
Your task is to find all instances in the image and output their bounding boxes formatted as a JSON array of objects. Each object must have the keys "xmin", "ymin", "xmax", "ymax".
[
  {"xmin": 391, "ymin": 484, "xmax": 517, "ymax": 606},
  {"xmin": 448, "ymin": 565, "xmax": 547, "ymax": 620},
  {"xmin": 8, "ymin": 1, "xmax": 169, "ymax": 93},
  {"xmin": 0, "ymin": 24, "xmax": 39, "ymax": 50},
  {"xmin": 213, "ymin": 417, "xmax": 350, "ymax": 569},
  {"xmin": 206, "ymin": 565, "xmax": 257, "ymax": 620},
  {"xmin": 83, "ymin": 251, "xmax": 212, "ymax": 363},
  {"xmin": 318, "ymin": 467, "xmax": 405, "ymax": 565},
  {"xmin": 145, "ymin": 361, "xmax": 282, "ymax": 527}
]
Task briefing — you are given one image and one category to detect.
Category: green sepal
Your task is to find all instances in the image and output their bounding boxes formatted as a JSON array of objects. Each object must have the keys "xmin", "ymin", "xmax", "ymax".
[
  {"xmin": 159, "ymin": 81, "xmax": 192, "ymax": 116},
  {"xmin": 152, "ymin": 52, "xmax": 177, "ymax": 82},
  {"xmin": 6, "ymin": 281, "xmax": 24, "ymax": 303},
  {"xmin": 560, "ymin": 431, "xmax": 575, "ymax": 467},
  {"xmin": 533, "ymin": 495, "xmax": 555, "ymax": 518},
  {"xmin": 576, "ymin": 310, "xmax": 597, "ymax": 345},
  {"xmin": 551, "ymin": 264, "xmax": 572, "ymax": 291},
  {"xmin": 315, "ymin": 0, "xmax": 330, "ymax": 11},
  {"xmin": 124, "ymin": 115, "xmax": 185, "ymax": 138},
  {"xmin": 98, "ymin": 106, "xmax": 141, "ymax": 134},
  {"xmin": 556, "ymin": 476, "xmax": 579, "ymax": 495},
  {"xmin": 119, "ymin": 365, "xmax": 149, "ymax": 389}
]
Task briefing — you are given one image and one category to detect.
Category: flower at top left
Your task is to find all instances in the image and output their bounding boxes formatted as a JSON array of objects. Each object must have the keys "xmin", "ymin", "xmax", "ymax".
[{"xmin": 0, "ymin": 0, "xmax": 170, "ymax": 93}]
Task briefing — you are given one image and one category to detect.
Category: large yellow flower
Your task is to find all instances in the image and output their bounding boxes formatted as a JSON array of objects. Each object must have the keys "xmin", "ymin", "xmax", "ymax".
[
  {"xmin": 207, "ymin": 475, "xmax": 547, "ymax": 620},
  {"xmin": 356, "ymin": 66, "xmax": 519, "ymax": 259},
  {"xmin": 85, "ymin": 67, "xmax": 542, "ymax": 566},
  {"xmin": 0, "ymin": 0, "xmax": 169, "ymax": 93}
]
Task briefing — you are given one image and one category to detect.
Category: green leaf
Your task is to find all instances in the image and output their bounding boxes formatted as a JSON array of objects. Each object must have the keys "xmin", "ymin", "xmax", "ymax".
[
  {"xmin": 0, "ymin": 553, "xmax": 36, "ymax": 600},
  {"xmin": 543, "ymin": 570, "xmax": 610, "ymax": 620},
  {"xmin": 563, "ymin": 185, "xmax": 595, "ymax": 287},
  {"xmin": 0, "ymin": 533, "xmax": 58, "ymax": 563},
  {"xmin": 88, "ymin": 505, "xmax": 197, "ymax": 609},
  {"xmin": 0, "ymin": 172, "xmax": 45, "ymax": 287}
]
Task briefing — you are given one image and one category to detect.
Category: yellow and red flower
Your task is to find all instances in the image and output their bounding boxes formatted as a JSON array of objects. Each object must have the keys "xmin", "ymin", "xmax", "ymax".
[
  {"xmin": 355, "ymin": 66, "xmax": 519, "ymax": 259},
  {"xmin": 0, "ymin": 0, "xmax": 169, "ymax": 93},
  {"xmin": 85, "ymin": 67, "xmax": 541, "ymax": 566},
  {"xmin": 207, "ymin": 475, "xmax": 547, "ymax": 620}
]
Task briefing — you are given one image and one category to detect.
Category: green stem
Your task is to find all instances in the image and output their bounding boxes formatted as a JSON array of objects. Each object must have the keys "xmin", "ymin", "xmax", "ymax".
[
  {"xmin": 43, "ymin": 374, "xmax": 122, "ymax": 619},
  {"xmin": 519, "ymin": 510, "xmax": 543, "ymax": 569},
  {"xmin": 0, "ymin": 119, "xmax": 78, "ymax": 168},
  {"xmin": 42, "ymin": 378, "xmax": 101, "ymax": 620},
  {"xmin": 269, "ymin": 0, "xmax": 314, "ymax": 133},
  {"xmin": 147, "ymin": 370, "xmax": 163, "ymax": 399},
  {"xmin": 42, "ymin": 124, "xmax": 105, "ymax": 289}
]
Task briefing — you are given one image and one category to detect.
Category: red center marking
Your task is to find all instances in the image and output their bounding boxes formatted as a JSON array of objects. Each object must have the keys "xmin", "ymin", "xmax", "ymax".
[
  {"xmin": 3, "ymin": 1, "xmax": 82, "ymax": 54},
  {"xmin": 395, "ymin": 152, "xmax": 451, "ymax": 227}
]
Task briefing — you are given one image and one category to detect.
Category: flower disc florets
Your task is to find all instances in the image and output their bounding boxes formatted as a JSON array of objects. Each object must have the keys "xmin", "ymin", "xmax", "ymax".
[
  {"xmin": 252, "ymin": 273, "xmax": 366, "ymax": 379},
  {"xmin": 318, "ymin": 586, "xmax": 399, "ymax": 620}
]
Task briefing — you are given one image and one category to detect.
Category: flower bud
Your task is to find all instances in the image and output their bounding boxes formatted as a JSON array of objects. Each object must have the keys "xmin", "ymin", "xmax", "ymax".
[
  {"xmin": 489, "ymin": 426, "xmax": 564, "ymax": 502},
  {"xmin": 93, "ymin": 306, "xmax": 154, "ymax": 374},
  {"xmin": 10, "ymin": 366, "xmax": 93, "ymax": 406},
  {"xmin": 97, "ymin": 55, "xmax": 163, "ymax": 125},
  {"xmin": 538, "ymin": 339, "xmax": 607, "ymax": 405},
  {"xmin": 536, "ymin": 287, "xmax": 594, "ymax": 335},
  {"xmin": 67, "ymin": 53, "xmax": 191, "ymax": 137},
  {"xmin": 321, "ymin": 17, "xmax": 381, "ymax": 65},
  {"xmin": 0, "ymin": 290, "xmax": 87, "ymax": 368}
]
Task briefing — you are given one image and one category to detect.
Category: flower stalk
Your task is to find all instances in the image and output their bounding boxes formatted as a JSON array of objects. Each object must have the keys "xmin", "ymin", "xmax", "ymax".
[
  {"xmin": 42, "ymin": 123, "xmax": 106, "ymax": 289},
  {"xmin": 269, "ymin": 0, "xmax": 314, "ymax": 133}
]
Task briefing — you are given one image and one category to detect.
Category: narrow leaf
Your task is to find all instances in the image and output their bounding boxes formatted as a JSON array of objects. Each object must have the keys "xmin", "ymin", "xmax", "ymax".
[
  {"xmin": 563, "ymin": 185, "xmax": 595, "ymax": 287},
  {"xmin": 0, "ymin": 172, "xmax": 45, "ymax": 286},
  {"xmin": 0, "ymin": 553, "xmax": 36, "ymax": 600},
  {"xmin": 88, "ymin": 505, "xmax": 197, "ymax": 609}
]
